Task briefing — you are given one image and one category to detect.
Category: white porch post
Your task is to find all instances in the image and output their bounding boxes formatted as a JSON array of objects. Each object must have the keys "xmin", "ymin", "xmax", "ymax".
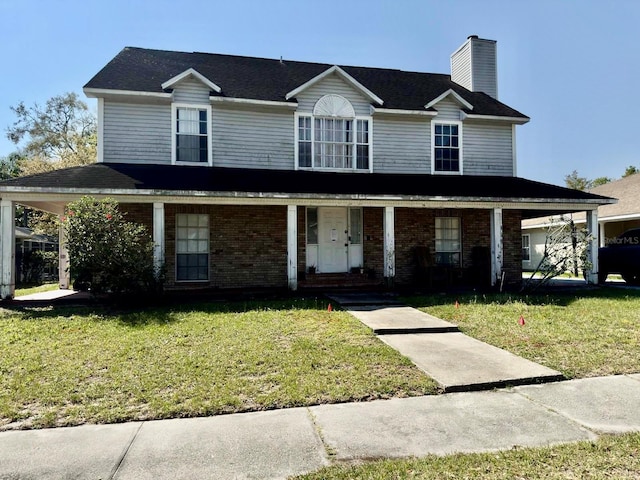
[
  {"xmin": 287, "ymin": 205, "xmax": 298, "ymax": 291},
  {"xmin": 586, "ymin": 209, "xmax": 599, "ymax": 284},
  {"xmin": 58, "ymin": 223, "xmax": 70, "ymax": 289},
  {"xmin": 599, "ymin": 221, "xmax": 606, "ymax": 248},
  {"xmin": 0, "ymin": 200, "xmax": 16, "ymax": 299},
  {"xmin": 490, "ymin": 208, "xmax": 503, "ymax": 287},
  {"xmin": 383, "ymin": 206, "xmax": 395, "ymax": 283},
  {"xmin": 153, "ymin": 202, "xmax": 165, "ymax": 275}
]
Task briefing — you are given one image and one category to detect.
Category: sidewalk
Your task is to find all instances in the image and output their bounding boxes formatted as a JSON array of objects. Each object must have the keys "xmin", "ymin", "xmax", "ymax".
[
  {"xmin": 328, "ymin": 292, "xmax": 563, "ymax": 392},
  {"xmin": 1, "ymin": 375, "xmax": 640, "ymax": 479}
]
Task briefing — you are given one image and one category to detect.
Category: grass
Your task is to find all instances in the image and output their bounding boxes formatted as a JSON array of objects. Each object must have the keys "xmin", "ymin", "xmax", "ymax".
[
  {"xmin": 0, "ymin": 298, "xmax": 437, "ymax": 430},
  {"xmin": 404, "ymin": 288, "xmax": 640, "ymax": 378},
  {"xmin": 14, "ymin": 282, "xmax": 59, "ymax": 297},
  {"xmin": 294, "ymin": 432, "xmax": 640, "ymax": 479}
]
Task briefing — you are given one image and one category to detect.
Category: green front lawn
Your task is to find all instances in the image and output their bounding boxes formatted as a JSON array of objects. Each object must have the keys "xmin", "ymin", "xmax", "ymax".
[
  {"xmin": 295, "ymin": 432, "xmax": 640, "ymax": 479},
  {"xmin": 14, "ymin": 283, "xmax": 59, "ymax": 297},
  {"xmin": 0, "ymin": 299, "xmax": 437, "ymax": 430},
  {"xmin": 405, "ymin": 288, "xmax": 640, "ymax": 378}
]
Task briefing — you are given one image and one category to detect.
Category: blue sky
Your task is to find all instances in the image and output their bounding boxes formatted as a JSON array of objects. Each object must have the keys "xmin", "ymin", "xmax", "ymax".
[{"xmin": 1, "ymin": 0, "xmax": 639, "ymax": 186}]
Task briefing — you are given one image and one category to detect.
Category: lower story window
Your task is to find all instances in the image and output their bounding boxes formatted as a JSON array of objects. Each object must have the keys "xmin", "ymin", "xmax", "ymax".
[
  {"xmin": 435, "ymin": 217, "xmax": 461, "ymax": 266},
  {"xmin": 176, "ymin": 213, "xmax": 209, "ymax": 281},
  {"xmin": 522, "ymin": 234, "xmax": 531, "ymax": 261}
]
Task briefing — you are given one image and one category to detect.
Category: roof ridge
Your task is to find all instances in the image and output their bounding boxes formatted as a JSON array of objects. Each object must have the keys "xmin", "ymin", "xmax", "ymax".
[{"xmin": 123, "ymin": 46, "xmax": 452, "ymax": 77}]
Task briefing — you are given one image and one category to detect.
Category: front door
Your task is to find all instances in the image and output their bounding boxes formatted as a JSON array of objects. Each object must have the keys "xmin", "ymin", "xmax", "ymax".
[{"xmin": 318, "ymin": 207, "xmax": 348, "ymax": 273}]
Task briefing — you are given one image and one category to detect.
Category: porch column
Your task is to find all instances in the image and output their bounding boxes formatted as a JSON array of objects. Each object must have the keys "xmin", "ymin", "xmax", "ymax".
[
  {"xmin": 153, "ymin": 202, "xmax": 165, "ymax": 275},
  {"xmin": 586, "ymin": 209, "xmax": 599, "ymax": 284},
  {"xmin": 0, "ymin": 199, "xmax": 15, "ymax": 299},
  {"xmin": 490, "ymin": 208, "xmax": 503, "ymax": 287},
  {"xmin": 383, "ymin": 206, "xmax": 395, "ymax": 283},
  {"xmin": 58, "ymin": 223, "xmax": 70, "ymax": 289},
  {"xmin": 287, "ymin": 205, "xmax": 298, "ymax": 291},
  {"xmin": 599, "ymin": 221, "xmax": 606, "ymax": 248}
]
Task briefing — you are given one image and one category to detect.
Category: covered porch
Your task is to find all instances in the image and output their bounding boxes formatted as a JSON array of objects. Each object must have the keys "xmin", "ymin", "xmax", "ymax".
[{"xmin": 0, "ymin": 163, "xmax": 614, "ymax": 299}]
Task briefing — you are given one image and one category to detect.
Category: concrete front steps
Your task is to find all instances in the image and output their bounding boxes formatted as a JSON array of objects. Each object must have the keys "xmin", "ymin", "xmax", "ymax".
[{"xmin": 328, "ymin": 293, "xmax": 564, "ymax": 393}]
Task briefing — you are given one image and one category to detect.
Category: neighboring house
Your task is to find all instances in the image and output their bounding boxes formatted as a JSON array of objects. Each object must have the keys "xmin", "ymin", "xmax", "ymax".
[
  {"xmin": 14, "ymin": 227, "xmax": 58, "ymax": 283},
  {"xmin": 522, "ymin": 173, "xmax": 640, "ymax": 271},
  {"xmin": 0, "ymin": 36, "xmax": 613, "ymax": 298}
]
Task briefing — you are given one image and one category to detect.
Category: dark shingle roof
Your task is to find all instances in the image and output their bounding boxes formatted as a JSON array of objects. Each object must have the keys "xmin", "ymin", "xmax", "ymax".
[
  {"xmin": 0, "ymin": 164, "xmax": 611, "ymax": 209},
  {"xmin": 84, "ymin": 47, "xmax": 527, "ymax": 119}
]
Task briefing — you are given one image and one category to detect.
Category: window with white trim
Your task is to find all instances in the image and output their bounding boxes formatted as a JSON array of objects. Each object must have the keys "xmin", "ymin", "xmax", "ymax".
[
  {"xmin": 296, "ymin": 95, "xmax": 371, "ymax": 171},
  {"xmin": 433, "ymin": 122, "xmax": 461, "ymax": 173},
  {"xmin": 172, "ymin": 104, "xmax": 211, "ymax": 164},
  {"xmin": 435, "ymin": 217, "xmax": 461, "ymax": 266},
  {"xmin": 176, "ymin": 214, "xmax": 209, "ymax": 281},
  {"xmin": 522, "ymin": 234, "xmax": 531, "ymax": 262}
]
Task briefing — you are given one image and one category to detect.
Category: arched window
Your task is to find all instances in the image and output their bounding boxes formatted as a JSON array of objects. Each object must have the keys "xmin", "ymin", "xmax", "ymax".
[{"xmin": 296, "ymin": 95, "xmax": 371, "ymax": 171}]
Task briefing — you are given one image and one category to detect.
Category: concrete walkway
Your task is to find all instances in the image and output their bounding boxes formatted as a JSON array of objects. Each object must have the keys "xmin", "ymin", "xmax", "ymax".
[
  {"xmin": 2, "ymin": 375, "xmax": 640, "ymax": 479},
  {"xmin": 328, "ymin": 293, "xmax": 563, "ymax": 392}
]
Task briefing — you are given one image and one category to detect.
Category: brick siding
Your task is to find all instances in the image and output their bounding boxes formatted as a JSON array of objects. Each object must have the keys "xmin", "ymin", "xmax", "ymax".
[{"xmin": 122, "ymin": 202, "xmax": 522, "ymax": 290}]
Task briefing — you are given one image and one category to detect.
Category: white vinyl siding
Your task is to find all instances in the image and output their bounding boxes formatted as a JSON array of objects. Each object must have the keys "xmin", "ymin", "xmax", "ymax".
[
  {"xmin": 211, "ymin": 106, "xmax": 294, "ymax": 169},
  {"xmin": 451, "ymin": 41, "xmax": 472, "ymax": 91},
  {"xmin": 103, "ymin": 102, "xmax": 172, "ymax": 164},
  {"xmin": 462, "ymin": 122, "xmax": 514, "ymax": 176},
  {"xmin": 172, "ymin": 78, "xmax": 211, "ymax": 104},
  {"xmin": 373, "ymin": 116, "xmax": 430, "ymax": 173},
  {"xmin": 432, "ymin": 98, "xmax": 462, "ymax": 122},
  {"xmin": 471, "ymin": 39, "xmax": 498, "ymax": 99},
  {"xmin": 101, "ymin": 74, "xmax": 515, "ymax": 175}
]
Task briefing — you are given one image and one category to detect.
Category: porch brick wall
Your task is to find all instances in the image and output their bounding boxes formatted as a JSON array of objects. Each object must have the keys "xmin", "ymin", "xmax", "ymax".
[
  {"xmin": 395, "ymin": 208, "xmax": 435, "ymax": 284},
  {"xmin": 121, "ymin": 203, "xmax": 153, "ymax": 234},
  {"xmin": 363, "ymin": 207, "xmax": 384, "ymax": 279},
  {"xmin": 394, "ymin": 208, "xmax": 521, "ymax": 286},
  {"xmin": 136, "ymin": 204, "xmax": 288, "ymax": 289},
  {"xmin": 502, "ymin": 210, "xmax": 523, "ymax": 288}
]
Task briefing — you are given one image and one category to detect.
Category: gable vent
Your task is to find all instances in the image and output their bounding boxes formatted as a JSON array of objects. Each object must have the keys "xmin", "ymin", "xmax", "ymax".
[{"xmin": 313, "ymin": 94, "xmax": 355, "ymax": 117}]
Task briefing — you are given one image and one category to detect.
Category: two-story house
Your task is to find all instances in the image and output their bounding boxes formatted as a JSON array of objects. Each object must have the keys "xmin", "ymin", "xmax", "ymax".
[{"xmin": 0, "ymin": 36, "xmax": 613, "ymax": 298}]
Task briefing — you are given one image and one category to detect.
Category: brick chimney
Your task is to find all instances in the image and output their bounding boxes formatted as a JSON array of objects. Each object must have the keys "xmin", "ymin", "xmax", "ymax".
[{"xmin": 451, "ymin": 35, "xmax": 498, "ymax": 99}]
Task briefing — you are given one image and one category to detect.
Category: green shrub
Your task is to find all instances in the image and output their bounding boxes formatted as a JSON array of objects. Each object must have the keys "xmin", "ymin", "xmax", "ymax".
[{"xmin": 61, "ymin": 196, "xmax": 161, "ymax": 296}]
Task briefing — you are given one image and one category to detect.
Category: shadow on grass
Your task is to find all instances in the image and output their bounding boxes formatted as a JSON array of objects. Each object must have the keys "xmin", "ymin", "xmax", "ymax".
[
  {"xmin": 402, "ymin": 286, "xmax": 640, "ymax": 309},
  {"xmin": 0, "ymin": 293, "xmax": 334, "ymax": 326}
]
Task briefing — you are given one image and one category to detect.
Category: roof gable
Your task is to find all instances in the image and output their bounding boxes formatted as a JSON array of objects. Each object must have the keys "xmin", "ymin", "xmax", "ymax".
[
  {"xmin": 285, "ymin": 65, "xmax": 383, "ymax": 106},
  {"xmin": 161, "ymin": 68, "xmax": 222, "ymax": 93},
  {"xmin": 425, "ymin": 88, "xmax": 473, "ymax": 111}
]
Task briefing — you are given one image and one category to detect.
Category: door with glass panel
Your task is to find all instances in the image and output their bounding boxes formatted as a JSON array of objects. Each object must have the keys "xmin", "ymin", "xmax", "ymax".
[{"xmin": 318, "ymin": 207, "xmax": 348, "ymax": 273}]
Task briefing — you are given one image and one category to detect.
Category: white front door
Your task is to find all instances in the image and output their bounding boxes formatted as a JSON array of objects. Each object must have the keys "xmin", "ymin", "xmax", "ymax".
[{"xmin": 318, "ymin": 207, "xmax": 348, "ymax": 273}]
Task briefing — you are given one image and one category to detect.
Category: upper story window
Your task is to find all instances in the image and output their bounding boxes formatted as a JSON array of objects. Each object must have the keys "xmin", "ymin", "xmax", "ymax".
[
  {"xmin": 172, "ymin": 104, "xmax": 212, "ymax": 165},
  {"xmin": 296, "ymin": 95, "xmax": 372, "ymax": 172},
  {"xmin": 432, "ymin": 121, "xmax": 462, "ymax": 174}
]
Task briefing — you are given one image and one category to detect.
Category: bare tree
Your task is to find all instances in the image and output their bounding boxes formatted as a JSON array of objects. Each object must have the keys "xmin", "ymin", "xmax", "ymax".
[{"xmin": 523, "ymin": 216, "xmax": 593, "ymax": 292}]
